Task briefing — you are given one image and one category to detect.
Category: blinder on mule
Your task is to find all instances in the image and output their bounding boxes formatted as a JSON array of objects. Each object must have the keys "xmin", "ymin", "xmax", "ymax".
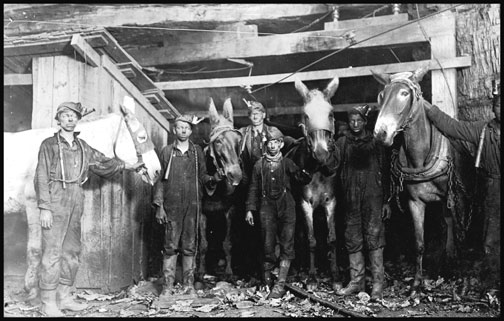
[{"xmin": 207, "ymin": 124, "xmax": 243, "ymax": 174}]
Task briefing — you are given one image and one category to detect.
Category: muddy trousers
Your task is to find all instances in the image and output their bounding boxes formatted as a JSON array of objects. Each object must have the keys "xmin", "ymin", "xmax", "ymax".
[
  {"xmin": 259, "ymin": 193, "xmax": 296, "ymax": 273},
  {"xmin": 481, "ymin": 177, "xmax": 500, "ymax": 290},
  {"xmin": 39, "ymin": 184, "xmax": 83, "ymax": 290}
]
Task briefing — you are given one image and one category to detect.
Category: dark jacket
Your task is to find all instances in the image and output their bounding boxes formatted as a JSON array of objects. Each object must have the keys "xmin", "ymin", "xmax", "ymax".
[
  {"xmin": 334, "ymin": 130, "xmax": 391, "ymax": 200},
  {"xmin": 426, "ymin": 105, "xmax": 500, "ymax": 178},
  {"xmin": 246, "ymin": 156, "xmax": 311, "ymax": 212},
  {"xmin": 153, "ymin": 141, "xmax": 214, "ymax": 214},
  {"xmin": 34, "ymin": 131, "xmax": 125, "ymax": 211}
]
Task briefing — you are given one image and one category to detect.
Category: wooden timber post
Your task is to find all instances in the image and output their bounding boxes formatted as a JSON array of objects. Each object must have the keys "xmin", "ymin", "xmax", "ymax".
[{"xmin": 427, "ymin": 11, "xmax": 458, "ymax": 118}]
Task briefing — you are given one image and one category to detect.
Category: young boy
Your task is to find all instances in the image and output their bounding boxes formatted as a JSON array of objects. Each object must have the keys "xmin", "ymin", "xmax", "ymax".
[{"xmin": 245, "ymin": 127, "xmax": 311, "ymax": 299}]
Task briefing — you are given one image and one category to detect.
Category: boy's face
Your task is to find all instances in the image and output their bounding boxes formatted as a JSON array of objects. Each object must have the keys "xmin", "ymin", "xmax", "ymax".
[
  {"xmin": 57, "ymin": 109, "xmax": 80, "ymax": 132},
  {"xmin": 174, "ymin": 121, "xmax": 192, "ymax": 141},
  {"xmin": 266, "ymin": 139, "xmax": 284, "ymax": 156},
  {"xmin": 348, "ymin": 114, "xmax": 366, "ymax": 134},
  {"xmin": 249, "ymin": 110, "xmax": 265, "ymax": 126}
]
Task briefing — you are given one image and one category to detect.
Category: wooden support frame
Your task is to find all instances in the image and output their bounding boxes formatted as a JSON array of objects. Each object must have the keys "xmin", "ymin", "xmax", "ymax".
[
  {"xmin": 70, "ymin": 34, "xmax": 173, "ymax": 130},
  {"xmin": 192, "ymin": 102, "xmax": 380, "ymax": 118},
  {"xmin": 4, "ymin": 74, "xmax": 32, "ymax": 86},
  {"xmin": 156, "ymin": 56, "xmax": 471, "ymax": 90},
  {"xmin": 130, "ymin": 11, "xmax": 457, "ymax": 66}
]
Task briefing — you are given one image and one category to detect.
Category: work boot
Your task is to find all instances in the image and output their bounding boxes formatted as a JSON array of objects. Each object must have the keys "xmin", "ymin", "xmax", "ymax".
[
  {"xmin": 335, "ymin": 251, "xmax": 365, "ymax": 296},
  {"xmin": 182, "ymin": 255, "xmax": 196, "ymax": 295},
  {"xmin": 40, "ymin": 289, "xmax": 64, "ymax": 317},
  {"xmin": 268, "ymin": 260, "xmax": 290, "ymax": 299},
  {"xmin": 264, "ymin": 269, "xmax": 273, "ymax": 288},
  {"xmin": 369, "ymin": 248, "xmax": 385, "ymax": 301},
  {"xmin": 160, "ymin": 255, "xmax": 177, "ymax": 297},
  {"xmin": 57, "ymin": 284, "xmax": 88, "ymax": 311}
]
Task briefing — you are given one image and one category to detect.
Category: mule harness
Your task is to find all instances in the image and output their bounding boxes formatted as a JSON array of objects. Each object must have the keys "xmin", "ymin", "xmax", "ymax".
[
  {"xmin": 207, "ymin": 124, "xmax": 243, "ymax": 178},
  {"xmin": 384, "ymin": 78, "xmax": 457, "ymax": 212}
]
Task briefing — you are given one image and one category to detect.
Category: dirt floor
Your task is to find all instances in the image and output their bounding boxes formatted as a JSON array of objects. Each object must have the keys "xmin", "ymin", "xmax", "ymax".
[{"xmin": 3, "ymin": 253, "xmax": 500, "ymax": 318}]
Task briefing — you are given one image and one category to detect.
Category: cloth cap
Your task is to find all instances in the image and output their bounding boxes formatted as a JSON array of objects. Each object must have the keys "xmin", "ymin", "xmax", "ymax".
[
  {"xmin": 266, "ymin": 127, "xmax": 284, "ymax": 141},
  {"xmin": 174, "ymin": 114, "xmax": 201, "ymax": 128},
  {"xmin": 55, "ymin": 102, "xmax": 85, "ymax": 120},
  {"xmin": 244, "ymin": 100, "xmax": 265, "ymax": 113},
  {"xmin": 348, "ymin": 104, "xmax": 370, "ymax": 121}
]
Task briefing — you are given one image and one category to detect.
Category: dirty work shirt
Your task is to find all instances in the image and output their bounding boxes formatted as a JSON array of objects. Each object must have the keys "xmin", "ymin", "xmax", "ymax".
[
  {"xmin": 153, "ymin": 142, "xmax": 213, "ymax": 256},
  {"xmin": 334, "ymin": 130, "xmax": 390, "ymax": 253},
  {"xmin": 426, "ymin": 105, "xmax": 501, "ymax": 287},
  {"xmin": 246, "ymin": 156, "xmax": 311, "ymax": 269},
  {"xmin": 34, "ymin": 131, "xmax": 125, "ymax": 290}
]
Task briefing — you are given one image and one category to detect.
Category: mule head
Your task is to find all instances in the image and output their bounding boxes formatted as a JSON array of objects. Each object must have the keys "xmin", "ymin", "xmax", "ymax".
[
  {"xmin": 117, "ymin": 101, "xmax": 161, "ymax": 185},
  {"xmin": 208, "ymin": 98, "xmax": 243, "ymax": 188},
  {"xmin": 371, "ymin": 66, "xmax": 428, "ymax": 146},
  {"xmin": 295, "ymin": 76, "xmax": 338, "ymax": 163}
]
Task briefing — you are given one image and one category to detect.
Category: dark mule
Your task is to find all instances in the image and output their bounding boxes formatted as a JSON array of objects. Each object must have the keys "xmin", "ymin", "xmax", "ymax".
[
  {"xmin": 286, "ymin": 77, "xmax": 342, "ymax": 291},
  {"xmin": 372, "ymin": 66, "xmax": 464, "ymax": 297},
  {"xmin": 198, "ymin": 98, "xmax": 244, "ymax": 280}
]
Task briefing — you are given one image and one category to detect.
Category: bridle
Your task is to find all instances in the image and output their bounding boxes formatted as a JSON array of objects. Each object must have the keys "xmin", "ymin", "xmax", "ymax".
[
  {"xmin": 379, "ymin": 77, "xmax": 423, "ymax": 134},
  {"xmin": 207, "ymin": 124, "xmax": 243, "ymax": 176},
  {"xmin": 299, "ymin": 114, "xmax": 336, "ymax": 160},
  {"xmin": 113, "ymin": 114, "xmax": 151, "ymax": 181}
]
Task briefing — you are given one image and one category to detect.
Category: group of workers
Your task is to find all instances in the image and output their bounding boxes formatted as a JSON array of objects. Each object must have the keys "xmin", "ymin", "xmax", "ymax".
[{"xmin": 34, "ymin": 82, "xmax": 500, "ymax": 316}]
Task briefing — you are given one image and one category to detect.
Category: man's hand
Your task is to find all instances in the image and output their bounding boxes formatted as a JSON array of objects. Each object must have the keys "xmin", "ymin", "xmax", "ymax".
[
  {"xmin": 125, "ymin": 161, "xmax": 146, "ymax": 172},
  {"xmin": 213, "ymin": 168, "xmax": 225, "ymax": 182},
  {"xmin": 381, "ymin": 203, "xmax": 392, "ymax": 221},
  {"xmin": 40, "ymin": 209, "xmax": 53, "ymax": 229},
  {"xmin": 245, "ymin": 211, "xmax": 254, "ymax": 226},
  {"xmin": 156, "ymin": 206, "xmax": 168, "ymax": 225}
]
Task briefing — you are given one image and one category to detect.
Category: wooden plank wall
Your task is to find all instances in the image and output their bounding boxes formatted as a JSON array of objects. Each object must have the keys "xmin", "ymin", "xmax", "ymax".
[{"xmin": 31, "ymin": 55, "xmax": 168, "ymax": 291}]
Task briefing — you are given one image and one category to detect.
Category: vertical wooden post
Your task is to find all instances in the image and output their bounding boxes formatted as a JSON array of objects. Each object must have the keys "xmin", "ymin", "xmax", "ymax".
[
  {"xmin": 392, "ymin": 4, "xmax": 401, "ymax": 15},
  {"xmin": 429, "ymin": 11, "xmax": 458, "ymax": 118},
  {"xmin": 32, "ymin": 57, "xmax": 55, "ymax": 129},
  {"xmin": 331, "ymin": 5, "xmax": 339, "ymax": 22}
]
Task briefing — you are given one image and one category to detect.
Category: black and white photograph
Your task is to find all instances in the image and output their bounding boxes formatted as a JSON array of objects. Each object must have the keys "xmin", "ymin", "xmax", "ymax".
[{"xmin": 3, "ymin": 3, "xmax": 500, "ymax": 318}]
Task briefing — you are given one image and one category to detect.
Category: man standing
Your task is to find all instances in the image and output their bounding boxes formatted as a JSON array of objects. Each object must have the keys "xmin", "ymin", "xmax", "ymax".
[
  {"xmin": 35, "ymin": 102, "xmax": 144, "ymax": 317},
  {"xmin": 424, "ymin": 84, "xmax": 500, "ymax": 298},
  {"xmin": 334, "ymin": 105, "xmax": 391, "ymax": 301},
  {"xmin": 153, "ymin": 114, "xmax": 221, "ymax": 297},
  {"xmin": 245, "ymin": 127, "xmax": 312, "ymax": 298}
]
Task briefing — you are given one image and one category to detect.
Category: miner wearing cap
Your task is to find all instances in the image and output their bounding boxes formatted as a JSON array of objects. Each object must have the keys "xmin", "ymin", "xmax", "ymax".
[
  {"xmin": 245, "ymin": 127, "xmax": 312, "ymax": 299},
  {"xmin": 153, "ymin": 114, "xmax": 222, "ymax": 297},
  {"xmin": 232, "ymin": 100, "xmax": 278, "ymax": 280},
  {"xmin": 34, "ymin": 102, "xmax": 145, "ymax": 317},
  {"xmin": 333, "ymin": 104, "xmax": 392, "ymax": 300},
  {"xmin": 424, "ymin": 81, "xmax": 501, "ymax": 298}
]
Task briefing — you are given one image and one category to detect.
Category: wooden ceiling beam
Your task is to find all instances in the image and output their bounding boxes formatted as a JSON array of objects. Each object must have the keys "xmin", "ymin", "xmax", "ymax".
[
  {"xmin": 190, "ymin": 102, "xmax": 381, "ymax": 118},
  {"xmin": 4, "ymin": 74, "xmax": 33, "ymax": 86},
  {"xmin": 156, "ymin": 56, "xmax": 472, "ymax": 91},
  {"xmin": 129, "ymin": 13, "xmax": 453, "ymax": 66}
]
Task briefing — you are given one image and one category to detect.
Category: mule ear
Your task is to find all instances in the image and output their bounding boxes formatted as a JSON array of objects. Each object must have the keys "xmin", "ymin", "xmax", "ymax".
[
  {"xmin": 208, "ymin": 97, "xmax": 219, "ymax": 125},
  {"xmin": 323, "ymin": 76, "xmax": 339, "ymax": 99},
  {"xmin": 294, "ymin": 77, "xmax": 310, "ymax": 101},
  {"xmin": 412, "ymin": 64, "xmax": 429, "ymax": 83},
  {"xmin": 371, "ymin": 70, "xmax": 391, "ymax": 86},
  {"xmin": 222, "ymin": 98, "xmax": 234, "ymax": 124}
]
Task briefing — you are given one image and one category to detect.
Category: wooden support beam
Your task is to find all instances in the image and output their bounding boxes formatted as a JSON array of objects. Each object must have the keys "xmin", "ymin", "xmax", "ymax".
[
  {"xmin": 131, "ymin": 13, "xmax": 453, "ymax": 66},
  {"xmin": 100, "ymin": 54, "xmax": 175, "ymax": 128},
  {"xmin": 70, "ymin": 33, "xmax": 173, "ymax": 129},
  {"xmin": 428, "ymin": 12, "xmax": 458, "ymax": 118},
  {"xmin": 4, "ymin": 73, "xmax": 32, "ymax": 86},
  {"xmin": 324, "ymin": 13, "xmax": 409, "ymax": 30},
  {"xmin": 156, "ymin": 56, "xmax": 471, "ymax": 90},
  {"xmin": 4, "ymin": 39, "xmax": 72, "ymax": 57},
  {"xmin": 71, "ymin": 34, "xmax": 100, "ymax": 67},
  {"xmin": 191, "ymin": 102, "xmax": 380, "ymax": 118}
]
